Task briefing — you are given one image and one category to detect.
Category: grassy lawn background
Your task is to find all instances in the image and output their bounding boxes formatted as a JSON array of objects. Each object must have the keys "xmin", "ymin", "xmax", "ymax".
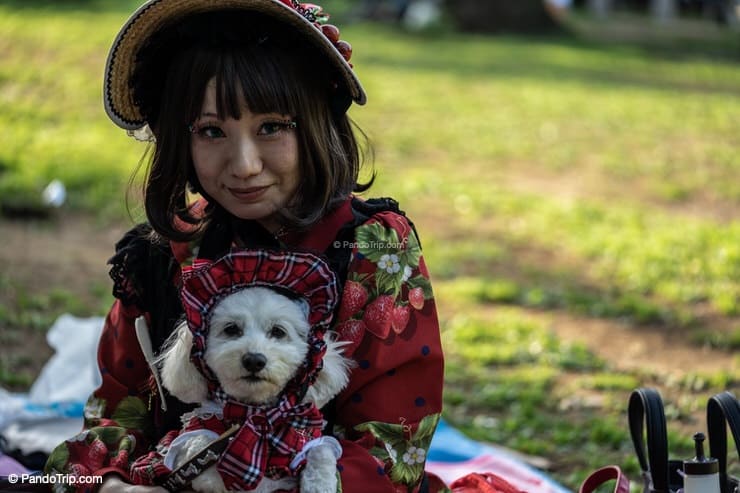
[{"xmin": 1, "ymin": 1, "xmax": 739, "ymax": 489}]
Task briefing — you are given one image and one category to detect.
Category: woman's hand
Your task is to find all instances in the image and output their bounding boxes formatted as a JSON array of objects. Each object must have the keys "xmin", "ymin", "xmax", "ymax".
[{"xmin": 98, "ymin": 476, "xmax": 169, "ymax": 493}]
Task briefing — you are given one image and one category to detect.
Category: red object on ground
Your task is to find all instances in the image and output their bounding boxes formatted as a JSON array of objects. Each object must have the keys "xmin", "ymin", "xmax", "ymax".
[{"xmin": 450, "ymin": 472, "xmax": 528, "ymax": 493}]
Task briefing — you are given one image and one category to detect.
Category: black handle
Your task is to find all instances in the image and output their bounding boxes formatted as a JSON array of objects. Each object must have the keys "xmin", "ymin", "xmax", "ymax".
[
  {"xmin": 629, "ymin": 388, "xmax": 670, "ymax": 492},
  {"xmin": 707, "ymin": 391, "xmax": 740, "ymax": 493}
]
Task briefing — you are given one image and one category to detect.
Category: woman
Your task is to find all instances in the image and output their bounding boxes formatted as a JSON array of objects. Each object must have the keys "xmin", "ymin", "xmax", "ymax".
[{"xmin": 44, "ymin": 1, "xmax": 443, "ymax": 492}]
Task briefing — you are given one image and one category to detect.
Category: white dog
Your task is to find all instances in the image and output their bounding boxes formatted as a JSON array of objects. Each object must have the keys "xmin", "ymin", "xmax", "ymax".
[{"xmin": 155, "ymin": 286, "xmax": 352, "ymax": 493}]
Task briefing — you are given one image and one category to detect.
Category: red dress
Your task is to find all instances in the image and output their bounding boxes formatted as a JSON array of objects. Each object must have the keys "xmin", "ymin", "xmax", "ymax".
[{"xmin": 44, "ymin": 196, "xmax": 444, "ymax": 493}]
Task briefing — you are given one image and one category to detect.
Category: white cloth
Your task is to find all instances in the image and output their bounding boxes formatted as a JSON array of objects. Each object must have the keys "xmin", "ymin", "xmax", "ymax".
[
  {"xmin": 29, "ymin": 314, "xmax": 104, "ymax": 405},
  {"xmin": 0, "ymin": 315, "xmax": 104, "ymax": 454}
]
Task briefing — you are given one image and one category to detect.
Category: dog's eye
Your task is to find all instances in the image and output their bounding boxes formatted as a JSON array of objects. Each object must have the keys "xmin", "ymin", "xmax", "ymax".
[
  {"xmin": 269, "ymin": 325, "xmax": 287, "ymax": 339},
  {"xmin": 222, "ymin": 323, "xmax": 242, "ymax": 337}
]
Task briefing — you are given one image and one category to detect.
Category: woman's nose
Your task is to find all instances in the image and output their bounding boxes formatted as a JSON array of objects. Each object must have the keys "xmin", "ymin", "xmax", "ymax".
[{"xmin": 229, "ymin": 135, "xmax": 262, "ymax": 178}]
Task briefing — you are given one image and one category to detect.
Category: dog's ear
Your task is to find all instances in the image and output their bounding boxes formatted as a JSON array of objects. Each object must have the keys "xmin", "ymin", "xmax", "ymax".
[
  {"xmin": 295, "ymin": 297, "xmax": 311, "ymax": 320},
  {"xmin": 304, "ymin": 332, "xmax": 354, "ymax": 409},
  {"xmin": 157, "ymin": 320, "xmax": 208, "ymax": 404}
]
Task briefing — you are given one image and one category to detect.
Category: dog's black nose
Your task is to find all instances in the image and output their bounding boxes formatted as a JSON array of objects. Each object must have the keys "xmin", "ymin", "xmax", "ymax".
[{"xmin": 242, "ymin": 353, "xmax": 267, "ymax": 373}]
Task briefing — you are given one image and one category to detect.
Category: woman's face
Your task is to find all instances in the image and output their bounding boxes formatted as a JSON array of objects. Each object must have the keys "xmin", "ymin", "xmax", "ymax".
[{"xmin": 190, "ymin": 80, "xmax": 300, "ymax": 232}]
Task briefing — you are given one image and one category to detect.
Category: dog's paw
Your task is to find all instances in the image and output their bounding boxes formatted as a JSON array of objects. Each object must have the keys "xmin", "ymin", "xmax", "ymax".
[
  {"xmin": 300, "ymin": 444, "xmax": 340, "ymax": 493},
  {"xmin": 300, "ymin": 475, "xmax": 338, "ymax": 493},
  {"xmin": 256, "ymin": 476, "xmax": 299, "ymax": 493},
  {"xmin": 190, "ymin": 466, "xmax": 228, "ymax": 493}
]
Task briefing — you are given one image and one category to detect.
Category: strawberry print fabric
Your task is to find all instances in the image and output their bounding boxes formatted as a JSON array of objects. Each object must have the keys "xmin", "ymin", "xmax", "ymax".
[{"xmin": 331, "ymin": 209, "xmax": 443, "ymax": 491}]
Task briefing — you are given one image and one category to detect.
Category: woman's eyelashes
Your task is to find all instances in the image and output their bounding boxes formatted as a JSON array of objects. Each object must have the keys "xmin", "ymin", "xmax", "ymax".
[
  {"xmin": 192, "ymin": 121, "xmax": 226, "ymax": 139},
  {"xmin": 257, "ymin": 119, "xmax": 297, "ymax": 136},
  {"xmin": 190, "ymin": 118, "xmax": 297, "ymax": 140}
]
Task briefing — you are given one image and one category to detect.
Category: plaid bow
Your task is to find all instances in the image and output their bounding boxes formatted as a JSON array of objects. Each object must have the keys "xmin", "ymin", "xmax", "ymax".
[{"xmin": 217, "ymin": 397, "xmax": 324, "ymax": 490}]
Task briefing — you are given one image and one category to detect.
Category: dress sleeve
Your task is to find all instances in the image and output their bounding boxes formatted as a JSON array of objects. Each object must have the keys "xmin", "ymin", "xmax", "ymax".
[
  {"xmin": 332, "ymin": 211, "xmax": 444, "ymax": 493},
  {"xmin": 44, "ymin": 228, "xmax": 162, "ymax": 490}
]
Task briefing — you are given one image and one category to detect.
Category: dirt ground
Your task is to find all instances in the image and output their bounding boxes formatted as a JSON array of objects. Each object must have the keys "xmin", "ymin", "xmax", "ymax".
[
  {"xmin": 0, "ymin": 213, "xmax": 127, "ymax": 385},
  {"xmin": 1, "ymin": 211, "xmax": 737, "ymax": 390}
]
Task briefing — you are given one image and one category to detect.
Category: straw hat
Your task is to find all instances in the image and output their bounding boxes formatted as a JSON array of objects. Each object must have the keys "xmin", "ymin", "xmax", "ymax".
[{"xmin": 104, "ymin": 0, "xmax": 366, "ymax": 131}]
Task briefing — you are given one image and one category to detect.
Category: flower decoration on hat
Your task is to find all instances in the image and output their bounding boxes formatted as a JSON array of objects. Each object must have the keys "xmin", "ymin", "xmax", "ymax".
[
  {"xmin": 280, "ymin": 0, "xmax": 354, "ymax": 65},
  {"xmin": 180, "ymin": 249, "xmax": 339, "ymax": 402}
]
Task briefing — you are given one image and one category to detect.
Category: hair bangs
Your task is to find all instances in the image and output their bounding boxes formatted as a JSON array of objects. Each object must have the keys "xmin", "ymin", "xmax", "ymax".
[{"xmin": 209, "ymin": 44, "xmax": 299, "ymax": 121}]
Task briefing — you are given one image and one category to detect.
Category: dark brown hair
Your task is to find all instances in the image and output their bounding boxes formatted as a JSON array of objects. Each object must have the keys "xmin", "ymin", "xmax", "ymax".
[{"xmin": 131, "ymin": 10, "xmax": 372, "ymax": 242}]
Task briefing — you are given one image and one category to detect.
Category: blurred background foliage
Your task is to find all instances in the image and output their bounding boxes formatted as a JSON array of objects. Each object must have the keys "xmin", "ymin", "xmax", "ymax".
[{"xmin": 0, "ymin": 0, "xmax": 738, "ymax": 488}]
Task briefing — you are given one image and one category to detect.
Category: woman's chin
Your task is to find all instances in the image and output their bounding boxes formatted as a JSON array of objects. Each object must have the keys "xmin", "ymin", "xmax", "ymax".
[{"xmin": 223, "ymin": 201, "xmax": 279, "ymax": 224}]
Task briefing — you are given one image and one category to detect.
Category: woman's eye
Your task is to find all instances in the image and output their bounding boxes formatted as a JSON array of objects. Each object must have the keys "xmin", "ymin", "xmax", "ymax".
[
  {"xmin": 223, "ymin": 323, "xmax": 242, "ymax": 337},
  {"xmin": 190, "ymin": 123, "xmax": 225, "ymax": 139},
  {"xmin": 198, "ymin": 126, "xmax": 226, "ymax": 139},
  {"xmin": 258, "ymin": 120, "xmax": 296, "ymax": 136},
  {"xmin": 269, "ymin": 325, "xmax": 287, "ymax": 339}
]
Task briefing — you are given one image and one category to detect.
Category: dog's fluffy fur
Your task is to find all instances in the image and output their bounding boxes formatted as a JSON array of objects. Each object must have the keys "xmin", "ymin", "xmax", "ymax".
[{"xmin": 158, "ymin": 287, "xmax": 353, "ymax": 493}]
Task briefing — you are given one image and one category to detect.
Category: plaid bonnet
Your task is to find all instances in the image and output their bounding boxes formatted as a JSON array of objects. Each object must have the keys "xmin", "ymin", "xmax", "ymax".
[{"xmin": 180, "ymin": 249, "xmax": 339, "ymax": 403}]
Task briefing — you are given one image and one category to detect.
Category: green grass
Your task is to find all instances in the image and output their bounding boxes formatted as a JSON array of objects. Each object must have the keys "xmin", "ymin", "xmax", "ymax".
[
  {"xmin": 1, "ymin": 1, "xmax": 739, "ymax": 489},
  {"xmin": 0, "ymin": 1, "xmax": 146, "ymax": 219}
]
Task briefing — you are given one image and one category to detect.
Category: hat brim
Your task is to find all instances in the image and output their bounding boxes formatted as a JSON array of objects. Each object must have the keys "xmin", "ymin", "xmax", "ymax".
[{"xmin": 104, "ymin": 0, "xmax": 366, "ymax": 131}]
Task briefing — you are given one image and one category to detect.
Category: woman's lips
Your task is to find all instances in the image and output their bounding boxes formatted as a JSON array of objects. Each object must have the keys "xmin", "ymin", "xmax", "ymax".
[{"xmin": 228, "ymin": 185, "xmax": 269, "ymax": 202}]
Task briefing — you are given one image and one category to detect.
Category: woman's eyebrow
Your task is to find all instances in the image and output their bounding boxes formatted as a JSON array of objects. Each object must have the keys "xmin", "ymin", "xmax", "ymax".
[{"xmin": 198, "ymin": 112, "xmax": 219, "ymax": 119}]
